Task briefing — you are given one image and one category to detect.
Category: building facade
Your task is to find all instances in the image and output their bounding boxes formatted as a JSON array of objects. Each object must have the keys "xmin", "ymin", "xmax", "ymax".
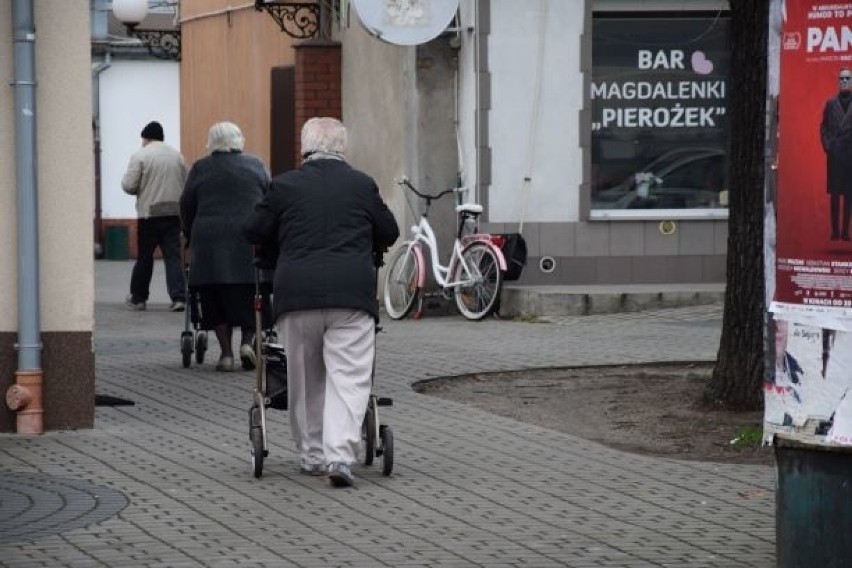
[
  {"xmin": 1, "ymin": 0, "xmax": 96, "ymax": 432},
  {"xmin": 179, "ymin": 0, "xmax": 300, "ymax": 168},
  {"xmin": 341, "ymin": 0, "xmax": 730, "ymax": 286}
]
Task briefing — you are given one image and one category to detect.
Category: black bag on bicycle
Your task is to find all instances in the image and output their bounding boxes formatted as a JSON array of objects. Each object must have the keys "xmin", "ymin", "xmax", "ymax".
[
  {"xmin": 264, "ymin": 347, "xmax": 288, "ymax": 410},
  {"xmin": 500, "ymin": 233, "xmax": 527, "ymax": 281}
]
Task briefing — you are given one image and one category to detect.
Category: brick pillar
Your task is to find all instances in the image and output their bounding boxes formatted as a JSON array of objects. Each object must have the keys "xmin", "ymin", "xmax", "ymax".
[{"xmin": 294, "ymin": 39, "xmax": 342, "ymax": 163}]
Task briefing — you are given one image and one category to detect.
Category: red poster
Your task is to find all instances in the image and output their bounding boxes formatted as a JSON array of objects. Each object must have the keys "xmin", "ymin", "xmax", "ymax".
[{"xmin": 775, "ymin": 1, "xmax": 852, "ymax": 315}]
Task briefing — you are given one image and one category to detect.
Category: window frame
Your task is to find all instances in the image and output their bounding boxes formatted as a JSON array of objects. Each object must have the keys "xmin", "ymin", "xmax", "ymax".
[{"xmin": 588, "ymin": 8, "xmax": 732, "ymax": 221}]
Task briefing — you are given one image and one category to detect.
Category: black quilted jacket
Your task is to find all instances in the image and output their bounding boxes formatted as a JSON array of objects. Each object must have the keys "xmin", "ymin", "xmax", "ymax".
[{"xmin": 242, "ymin": 158, "xmax": 399, "ymax": 322}]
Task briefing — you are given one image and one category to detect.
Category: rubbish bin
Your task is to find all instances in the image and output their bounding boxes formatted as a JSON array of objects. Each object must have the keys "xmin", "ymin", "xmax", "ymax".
[
  {"xmin": 103, "ymin": 225, "xmax": 129, "ymax": 260},
  {"xmin": 775, "ymin": 435, "xmax": 852, "ymax": 568}
]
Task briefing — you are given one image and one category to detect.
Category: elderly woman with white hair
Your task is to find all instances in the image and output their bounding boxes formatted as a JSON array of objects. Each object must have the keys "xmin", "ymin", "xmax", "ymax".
[
  {"xmin": 180, "ymin": 121, "xmax": 270, "ymax": 372},
  {"xmin": 243, "ymin": 117, "xmax": 399, "ymax": 487}
]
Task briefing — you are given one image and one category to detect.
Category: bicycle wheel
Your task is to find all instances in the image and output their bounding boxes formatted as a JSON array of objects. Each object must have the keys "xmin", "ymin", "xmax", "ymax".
[
  {"xmin": 453, "ymin": 241, "xmax": 504, "ymax": 320},
  {"xmin": 383, "ymin": 245, "xmax": 421, "ymax": 320}
]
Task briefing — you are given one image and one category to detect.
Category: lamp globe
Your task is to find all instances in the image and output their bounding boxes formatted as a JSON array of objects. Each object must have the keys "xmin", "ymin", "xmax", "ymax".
[{"xmin": 112, "ymin": 0, "xmax": 148, "ymax": 26}]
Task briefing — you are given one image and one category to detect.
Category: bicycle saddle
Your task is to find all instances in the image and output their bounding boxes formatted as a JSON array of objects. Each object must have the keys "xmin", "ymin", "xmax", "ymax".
[{"xmin": 456, "ymin": 203, "xmax": 483, "ymax": 215}]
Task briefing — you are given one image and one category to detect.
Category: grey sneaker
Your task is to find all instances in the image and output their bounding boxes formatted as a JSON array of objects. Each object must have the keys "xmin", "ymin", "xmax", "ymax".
[
  {"xmin": 125, "ymin": 295, "xmax": 146, "ymax": 311},
  {"xmin": 215, "ymin": 356, "xmax": 234, "ymax": 372},
  {"xmin": 299, "ymin": 462, "xmax": 326, "ymax": 476},
  {"xmin": 169, "ymin": 301, "xmax": 185, "ymax": 312},
  {"xmin": 327, "ymin": 462, "xmax": 355, "ymax": 487}
]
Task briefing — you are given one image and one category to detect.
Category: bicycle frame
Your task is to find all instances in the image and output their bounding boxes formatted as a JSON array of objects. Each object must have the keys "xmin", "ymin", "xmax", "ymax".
[
  {"xmin": 383, "ymin": 178, "xmax": 509, "ymax": 321},
  {"xmin": 403, "ymin": 215, "xmax": 506, "ymax": 290}
]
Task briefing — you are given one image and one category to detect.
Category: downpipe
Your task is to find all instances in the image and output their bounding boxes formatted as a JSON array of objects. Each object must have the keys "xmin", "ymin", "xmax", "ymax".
[
  {"xmin": 6, "ymin": 371, "xmax": 43, "ymax": 434},
  {"xmin": 6, "ymin": 0, "xmax": 44, "ymax": 434}
]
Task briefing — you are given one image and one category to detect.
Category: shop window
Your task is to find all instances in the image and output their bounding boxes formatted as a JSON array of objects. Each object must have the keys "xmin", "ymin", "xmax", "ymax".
[{"xmin": 590, "ymin": 13, "xmax": 730, "ymax": 218}]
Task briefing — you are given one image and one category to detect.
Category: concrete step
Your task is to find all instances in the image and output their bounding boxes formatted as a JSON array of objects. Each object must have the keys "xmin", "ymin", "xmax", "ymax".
[
  {"xmin": 395, "ymin": 283, "xmax": 725, "ymax": 318},
  {"xmin": 499, "ymin": 283, "xmax": 725, "ymax": 317}
]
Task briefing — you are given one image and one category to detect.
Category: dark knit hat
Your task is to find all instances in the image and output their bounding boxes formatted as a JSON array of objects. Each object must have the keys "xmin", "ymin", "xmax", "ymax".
[{"xmin": 140, "ymin": 121, "xmax": 164, "ymax": 141}]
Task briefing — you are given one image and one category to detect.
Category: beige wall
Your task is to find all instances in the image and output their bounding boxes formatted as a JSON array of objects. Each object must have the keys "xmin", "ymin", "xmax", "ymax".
[
  {"xmin": 340, "ymin": 21, "xmax": 411, "ymax": 235},
  {"xmin": 179, "ymin": 2, "xmax": 410, "ymax": 225},
  {"xmin": 180, "ymin": 2, "xmax": 298, "ymax": 166},
  {"xmin": 0, "ymin": 4, "xmax": 15, "ymax": 332},
  {"xmin": 0, "ymin": 0, "xmax": 94, "ymax": 333},
  {"xmin": 1, "ymin": 0, "xmax": 96, "ymax": 432}
]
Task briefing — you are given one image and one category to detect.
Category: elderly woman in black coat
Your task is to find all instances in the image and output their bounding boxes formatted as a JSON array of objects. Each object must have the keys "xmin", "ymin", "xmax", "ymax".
[
  {"xmin": 243, "ymin": 117, "xmax": 399, "ymax": 487},
  {"xmin": 180, "ymin": 122, "xmax": 269, "ymax": 371}
]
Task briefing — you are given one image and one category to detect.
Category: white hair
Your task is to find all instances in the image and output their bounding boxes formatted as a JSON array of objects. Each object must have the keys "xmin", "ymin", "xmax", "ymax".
[
  {"xmin": 206, "ymin": 121, "xmax": 245, "ymax": 153},
  {"xmin": 301, "ymin": 117, "xmax": 347, "ymax": 157}
]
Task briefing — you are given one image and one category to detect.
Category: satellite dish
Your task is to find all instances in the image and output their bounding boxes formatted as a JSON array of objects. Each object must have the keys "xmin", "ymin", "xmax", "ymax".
[{"xmin": 351, "ymin": 0, "xmax": 459, "ymax": 46}]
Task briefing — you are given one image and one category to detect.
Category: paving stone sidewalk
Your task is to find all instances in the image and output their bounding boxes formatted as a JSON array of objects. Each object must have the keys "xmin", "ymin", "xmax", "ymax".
[{"xmin": 0, "ymin": 262, "xmax": 775, "ymax": 567}]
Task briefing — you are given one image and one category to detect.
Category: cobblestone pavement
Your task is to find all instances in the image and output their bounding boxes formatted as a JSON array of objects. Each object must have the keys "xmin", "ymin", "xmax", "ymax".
[{"xmin": 0, "ymin": 262, "xmax": 775, "ymax": 567}]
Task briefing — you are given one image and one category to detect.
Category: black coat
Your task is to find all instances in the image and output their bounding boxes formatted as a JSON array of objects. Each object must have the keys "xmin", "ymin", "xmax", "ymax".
[
  {"xmin": 180, "ymin": 151, "xmax": 269, "ymax": 286},
  {"xmin": 820, "ymin": 93, "xmax": 852, "ymax": 195},
  {"xmin": 242, "ymin": 158, "xmax": 399, "ymax": 322}
]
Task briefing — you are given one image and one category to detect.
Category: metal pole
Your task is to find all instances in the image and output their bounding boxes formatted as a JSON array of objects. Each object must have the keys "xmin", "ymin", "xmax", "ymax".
[
  {"xmin": 93, "ymin": 52, "xmax": 112, "ymax": 258},
  {"xmin": 12, "ymin": 0, "xmax": 42, "ymax": 389}
]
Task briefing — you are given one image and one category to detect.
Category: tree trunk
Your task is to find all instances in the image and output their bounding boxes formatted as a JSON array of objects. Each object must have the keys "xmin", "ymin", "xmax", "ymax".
[{"xmin": 702, "ymin": 0, "xmax": 768, "ymax": 411}]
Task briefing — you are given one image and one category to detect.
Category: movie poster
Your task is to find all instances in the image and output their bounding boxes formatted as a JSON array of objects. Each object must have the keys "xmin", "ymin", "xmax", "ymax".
[
  {"xmin": 768, "ymin": 0, "xmax": 852, "ymax": 444},
  {"xmin": 773, "ymin": 1, "xmax": 852, "ymax": 317}
]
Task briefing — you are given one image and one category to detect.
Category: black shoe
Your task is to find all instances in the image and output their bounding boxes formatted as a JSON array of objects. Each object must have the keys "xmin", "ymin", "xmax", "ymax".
[
  {"xmin": 125, "ymin": 295, "xmax": 146, "ymax": 311},
  {"xmin": 842, "ymin": 233, "xmax": 850, "ymax": 242},
  {"xmin": 328, "ymin": 462, "xmax": 355, "ymax": 487},
  {"xmin": 831, "ymin": 232, "xmax": 840, "ymax": 241}
]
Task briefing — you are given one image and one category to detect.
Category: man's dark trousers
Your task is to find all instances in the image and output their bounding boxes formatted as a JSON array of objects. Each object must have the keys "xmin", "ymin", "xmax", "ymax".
[{"xmin": 130, "ymin": 216, "xmax": 186, "ymax": 303}]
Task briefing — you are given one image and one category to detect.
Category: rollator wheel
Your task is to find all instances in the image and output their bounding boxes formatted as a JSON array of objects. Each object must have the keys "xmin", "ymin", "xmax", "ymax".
[
  {"xmin": 380, "ymin": 425, "xmax": 394, "ymax": 476},
  {"xmin": 362, "ymin": 403, "xmax": 376, "ymax": 466},
  {"xmin": 180, "ymin": 333, "xmax": 193, "ymax": 369},
  {"xmin": 250, "ymin": 426, "xmax": 264, "ymax": 478},
  {"xmin": 195, "ymin": 332, "xmax": 207, "ymax": 364}
]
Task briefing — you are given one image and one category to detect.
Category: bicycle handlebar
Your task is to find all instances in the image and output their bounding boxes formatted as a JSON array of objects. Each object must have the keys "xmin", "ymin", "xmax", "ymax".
[{"xmin": 396, "ymin": 177, "xmax": 461, "ymax": 202}]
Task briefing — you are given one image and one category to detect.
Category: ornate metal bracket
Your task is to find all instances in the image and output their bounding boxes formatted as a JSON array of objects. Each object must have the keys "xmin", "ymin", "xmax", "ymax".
[
  {"xmin": 254, "ymin": 0, "xmax": 320, "ymax": 39},
  {"xmin": 126, "ymin": 25, "xmax": 182, "ymax": 61}
]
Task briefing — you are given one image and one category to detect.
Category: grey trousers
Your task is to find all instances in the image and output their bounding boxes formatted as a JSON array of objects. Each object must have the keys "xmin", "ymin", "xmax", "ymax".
[{"xmin": 278, "ymin": 309, "xmax": 375, "ymax": 467}]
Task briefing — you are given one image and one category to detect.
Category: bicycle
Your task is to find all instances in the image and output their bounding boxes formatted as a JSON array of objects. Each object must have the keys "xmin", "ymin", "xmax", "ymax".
[{"xmin": 383, "ymin": 177, "xmax": 506, "ymax": 321}]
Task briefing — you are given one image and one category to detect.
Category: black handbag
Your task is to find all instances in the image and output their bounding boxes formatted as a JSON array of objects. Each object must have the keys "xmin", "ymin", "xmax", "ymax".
[
  {"xmin": 264, "ymin": 347, "xmax": 288, "ymax": 410},
  {"xmin": 500, "ymin": 233, "xmax": 527, "ymax": 281}
]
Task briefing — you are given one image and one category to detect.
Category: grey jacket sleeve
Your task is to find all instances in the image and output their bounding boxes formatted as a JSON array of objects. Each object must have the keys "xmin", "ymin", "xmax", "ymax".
[{"xmin": 121, "ymin": 151, "xmax": 143, "ymax": 195}]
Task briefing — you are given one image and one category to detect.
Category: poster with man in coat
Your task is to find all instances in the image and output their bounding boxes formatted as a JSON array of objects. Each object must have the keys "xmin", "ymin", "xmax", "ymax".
[
  {"xmin": 768, "ymin": 1, "xmax": 852, "ymax": 445},
  {"xmin": 821, "ymin": 67, "xmax": 852, "ymax": 241}
]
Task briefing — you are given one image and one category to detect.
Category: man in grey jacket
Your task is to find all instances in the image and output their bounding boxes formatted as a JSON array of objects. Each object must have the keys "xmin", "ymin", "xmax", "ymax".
[{"xmin": 122, "ymin": 121, "xmax": 187, "ymax": 311}]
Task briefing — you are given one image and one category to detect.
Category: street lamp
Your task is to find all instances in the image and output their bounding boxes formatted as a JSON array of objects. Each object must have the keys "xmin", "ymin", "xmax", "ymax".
[{"xmin": 113, "ymin": 0, "xmax": 182, "ymax": 61}]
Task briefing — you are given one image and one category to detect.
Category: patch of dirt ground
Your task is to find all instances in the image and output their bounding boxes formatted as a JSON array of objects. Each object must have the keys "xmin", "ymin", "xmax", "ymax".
[{"xmin": 415, "ymin": 363, "xmax": 774, "ymax": 466}]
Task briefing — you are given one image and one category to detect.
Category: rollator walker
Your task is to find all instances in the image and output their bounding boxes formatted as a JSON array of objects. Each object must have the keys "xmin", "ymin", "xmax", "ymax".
[
  {"xmin": 180, "ymin": 244, "xmax": 208, "ymax": 368},
  {"xmin": 247, "ymin": 250, "xmax": 394, "ymax": 478}
]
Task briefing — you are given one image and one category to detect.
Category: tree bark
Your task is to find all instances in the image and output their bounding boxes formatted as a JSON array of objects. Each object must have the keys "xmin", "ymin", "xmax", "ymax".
[{"xmin": 702, "ymin": 0, "xmax": 768, "ymax": 411}]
